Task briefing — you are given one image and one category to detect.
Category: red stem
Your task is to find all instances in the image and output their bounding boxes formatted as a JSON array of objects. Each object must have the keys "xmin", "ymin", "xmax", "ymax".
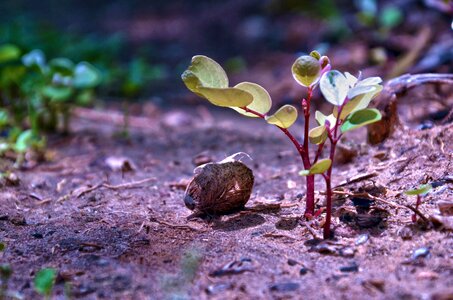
[
  {"xmin": 302, "ymin": 88, "xmax": 315, "ymax": 217},
  {"xmin": 413, "ymin": 195, "xmax": 421, "ymax": 222}
]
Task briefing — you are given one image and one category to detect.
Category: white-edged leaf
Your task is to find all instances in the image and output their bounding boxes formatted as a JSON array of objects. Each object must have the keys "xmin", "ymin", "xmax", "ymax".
[
  {"xmin": 341, "ymin": 108, "xmax": 382, "ymax": 132},
  {"xmin": 320, "ymin": 70, "xmax": 349, "ymax": 106},
  {"xmin": 356, "ymin": 76, "xmax": 382, "ymax": 87}
]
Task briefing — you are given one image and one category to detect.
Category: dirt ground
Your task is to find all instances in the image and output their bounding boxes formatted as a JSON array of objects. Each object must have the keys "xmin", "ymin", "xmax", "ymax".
[{"xmin": 1, "ymin": 90, "xmax": 452, "ymax": 300}]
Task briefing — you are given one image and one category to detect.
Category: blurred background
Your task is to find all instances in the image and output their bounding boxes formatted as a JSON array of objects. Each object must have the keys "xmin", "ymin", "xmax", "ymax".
[{"xmin": 1, "ymin": 0, "xmax": 452, "ymax": 106}]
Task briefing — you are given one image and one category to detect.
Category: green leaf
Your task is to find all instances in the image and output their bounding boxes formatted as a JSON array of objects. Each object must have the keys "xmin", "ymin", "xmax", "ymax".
[
  {"xmin": 14, "ymin": 130, "xmax": 33, "ymax": 153},
  {"xmin": 309, "ymin": 125, "xmax": 327, "ymax": 145},
  {"xmin": 73, "ymin": 62, "xmax": 101, "ymax": 89},
  {"xmin": 42, "ymin": 85, "xmax": 73, "ymax": 101},
  {"xmin": 0, "ymin": 264, "xmax": 12, "ymax": 279},
  {"xmin": 292, "ymin": 55, "xmax": 321, "ymax": 87},
  {"xmin": 34, "ymin": 268, "xmax": 56, "ymax": 296},
  {"xmin": 404, "ymin": 184, "xmax": 432, "ymax": 196},
  {"xmin": 0, "ymin": 44, "xmax": 21, "ymax": 63},
  {"xmin": 334, "ymin": 85, "xmax": 383, "ymax": 119},
  {"xmin": 299, "ymin": 158, "xmax": 332, "ymax": 176},
  {"xmin": 22, "ymin": 50, "xmax": 46, "ymax": 68},
  {"xmin": 315, "ymin": 110, "xmax": 336, "ymax": 127},
  {"xmin": 380, "ymin": 6, "xmax": 403, "ymax": 29},
  {"xmin": 181, "ymin": 55, "xmax": 228, "ymax": 95},
  {"xmin": 231, "ymin": 82, "xmax": 272, "ymax": 117},
  {"xmin": 197, "ymin": 87, "xmax": 253, "ymax": 107},
  {"xmin": 49, "ymin": 58, "xmax": 74, "ymax": 75},
  {"xmin": 265, "ymin": 105, "xmax": 298, "ymax": 128},
  {"xmin": 341, "ymin": 108, "xmax": 382, "ymax": 133},
  {"xmin": 0, "ymin": 109, "xmax": 9, "ymax": 128},
  {"xmin": 0, "ymin": 242, "xmax": 5, "ymax": 251}
]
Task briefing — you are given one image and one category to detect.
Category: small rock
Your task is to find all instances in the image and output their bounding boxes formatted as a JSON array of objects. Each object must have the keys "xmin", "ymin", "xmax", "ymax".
[
  {"xmin": 412, "ymin": 247, "xmax": 430, "ymax": 260},
  {"xmin": 356, "ymin": 214, "xmax": 382, "ymax": 228},
  {"xmin": 299, "ymin": 267, "xmax": 309, "ymax": 276},
  {"xmin": 311, "ymin": 243, "xmax": 337, "ymax": 255},
  {"xmin": 340, "ymin": 262, "xmax": 359, "ymax": 273},
  {"xmin": 105, "ymin": 156, "xmax": 136, "ymax": 172},
  {"xmin": 416, "ymin": 271, "xmax": 439, "ymax": 280},
  {"xmin": 5, "ymin": 173, "xmax": 20, "ymax": 186},
  {"xmin": 417, "ymin": 120, "xmax": 434, "ymax": 130},
  {"xmin": 270, "ymin": 282, "xmax": 300, "ymax": 292},
  {"xmin": 355, "ymin": 233, "xmax": 369, "ymax": 245},
  {"xmin": 397, "ymin": 227, "xmax": 413, "ymax": 240},
  {"xmin": 339, "ymin": 247, "xmax": 356, "ymax": 258},
  {"xmin": 205, "ymin": 283, "xmax": 232, "ymax": 295},
  {"xmin": 31, "ymin": 232, "xmax": 43, "ymax": 239},
  {"xmin": 287, "ymin": 259, "xmax": 298, "ymax": 266}
]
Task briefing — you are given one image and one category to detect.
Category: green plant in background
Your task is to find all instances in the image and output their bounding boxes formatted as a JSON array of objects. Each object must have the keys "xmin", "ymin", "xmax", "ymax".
[
  {"xmin": 355, "ymin": 0, "xmax": 403, "ymax": 32},
  {"xmin": 34, "ymin": 268, "xmax": 56, "ymax": 300},
  {"xmin": 181, "ymin": 53, "xmax": 383, "ymax": 239},
  {"xmin": 0, "ymin": 263, "xmax": 12, "ymax": 300},
  {"xmin": 404, "ymin": 184, "xmax": 432, "ymax": 222}
]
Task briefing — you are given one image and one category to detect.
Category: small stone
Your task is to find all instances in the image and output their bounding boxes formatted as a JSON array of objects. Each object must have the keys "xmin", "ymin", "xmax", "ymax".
[
  {"xmin": 287, "ymin": 259, "xmax": 298, "ymax": 266},
  {"xmin": 340, "ymin": 262, "xmax": 359, "ymax": 273},
  {"xmin": 299, "ymin": 267, "xmax": 309, "ymax": 276},
  {"xmin": 412, "ymin": 247, "xmax": 430, "ymax": 260},
  {"xmin": 206, "ymin": 283, "xmax": 232, "ymax": 295},
  {"xmin": 31, "ymin": 232, "xmax": 43, "ymax": 239},
  {"xmin": 397, "ymin": 227, "xmax": 413, "ymax": 240},
  {"xmin": 5, "ymin": 173, "xmax": 20, "ymax": 186},
  {"xmin": 311, "ymin": 243, "xmax": 337, "ymax": 255},
  {"xmin": 355, "ymin": 233, "xmax": 369, "ymax": 245},
  {"xmin": 270, "ymin": 282, "xmax": 300, "ymax": 292},
  {"xmin": 339, "ymin": 247, "xmax": 356, "ymax": 258}
]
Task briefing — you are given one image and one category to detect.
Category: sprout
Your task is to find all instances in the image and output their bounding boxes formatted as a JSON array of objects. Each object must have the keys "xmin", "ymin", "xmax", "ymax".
[
  {"xmin": 405, "ymin": 184, "xmax": 432, "ymax": 222},
  {"xmin": 181, "ymin": 54, "xmax": 384, "ymax": 239}
]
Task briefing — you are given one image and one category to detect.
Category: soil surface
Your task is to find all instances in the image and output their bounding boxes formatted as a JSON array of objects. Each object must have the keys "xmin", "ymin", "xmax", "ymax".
[{"xmin": 1, "ymin": 93, "xmax": 452, "ymax": 299}]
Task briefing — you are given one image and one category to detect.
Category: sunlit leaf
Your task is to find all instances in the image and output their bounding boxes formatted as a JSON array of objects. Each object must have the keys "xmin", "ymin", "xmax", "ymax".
[
  {"xmin": 315, "ymin": 110, "xmax": 337, "ymax": 127},
  {"xmin": 347, "ymin": 85, "xmax": 376, "ymax": 100},
  {"xmin": 292, "ymin": 55, "xmax": 321, "ymax": 87},
  {"xmin": 42, "ymin": 85, "xmax": 73, "ymax": 101},
  {"xmin": 34, "ymin": 268, "xmax": 56, "ymax": 296},
  {"xmin": 344, "ymin": 72, "xmax": 358, "ymax": 88},
  {"xmin": 49, "ymin": 58, "xmax": 74, "ymax": 75},
  {"xmin": 181, "ymin": 55, "xmax": 228, "ymax": 95},
  {"xmin": 0, "ymin": 44, "xmax": 21, "ymax": 63},
  {"xmin": 22, "ymin": 50, "xmax": 45, "ymax": 68},
  {"xmin": 356, "ymin": 76, "xmax": 382, "ymax": 87},
  {"xmin": 341, "ymin": 108, "xmax": 382, "ymax": 132},
  {"xmin": 197, "ymin": 87, "xmax": 253, "ymax": 107},
  {"xmin": 299, "ymin": 158, "xmax": 332, "ymax": 176},
  {"xmin": 320, "ymin": 70, "xmax": 349, "ymax": 106},
  {"xmin": 14, "ymin": 130, "xmax": 33, "ymax": 153},
  {"xmin": 309, "ymin": 125, "xmax": 327, "ymax": 145},
  {"xmin": 334, "ymin": 84, "xmax": 383, "ymax": 119},
  {"xmin": 404, "ymin": 184, "xmax": 432, "ymax": 196},
  {"xmin": 265, "ymin": 105, "xmax": 298, "ymax": 128},
  {"xmin": 231, "ymin": 82, "xmax": 272, "ymax": 117},
  {"xmin": 0, "ymin": 110, "xmax": 9, "ymax": 128},
  {"xmin": 73, "ymin": 62, "xmax": 101, "ymax": 89}
]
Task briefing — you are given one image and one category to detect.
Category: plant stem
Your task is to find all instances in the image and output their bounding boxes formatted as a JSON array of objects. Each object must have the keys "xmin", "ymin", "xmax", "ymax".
[
  {"xmin": 302, "ymin": 87, "xmax": 315, "ymax": 217},
  {"xmin": 413, "ymin": 195, "xmax": 421, "ymax": 222},
  {"xmin": 322, "ymin": 104, "xmax": 344, "ymax": 239}
]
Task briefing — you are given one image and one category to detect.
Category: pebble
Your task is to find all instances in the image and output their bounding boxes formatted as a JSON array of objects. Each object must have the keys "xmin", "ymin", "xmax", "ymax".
[
  {"xmin": 299, "ymin": 267, "xmax": 309, "ymax": 276},
  {"xmin": 412, "ymin": 247, "xmax": 430, "ymax": 260},
  {"xmin": 339, "ymin": 263, "xmax": 359, "ymax": 273},
  {"xmin": 270, "ymin": 282, "xmax": 300, "ymax": 292},
  {"xmin": 355, "ymin": 233, "xmax": 370, "ymax": 245},
  {"xmin": 206, "ymin": 283, "xmax": 232, "ymax": 295},
  {"xmin": 287, "ymin": 259, "xmax": 298, "ymax": 266},
  {"xmin": 339, "ymin": 247, "xmax": 356, "ymax": 258}
]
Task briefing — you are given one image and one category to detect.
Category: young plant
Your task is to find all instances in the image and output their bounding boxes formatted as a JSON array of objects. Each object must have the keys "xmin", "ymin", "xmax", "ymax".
[
  {"xmin": 404, "ymin": 184, "xmax": 432, "ymax": 222},
  {"xmin": 34, "ymin": 268, "xmax": 56, "ymax": 300},
  {"xmin": 181, "ymin": 53, "xmax": 383, "ymax": 239}
]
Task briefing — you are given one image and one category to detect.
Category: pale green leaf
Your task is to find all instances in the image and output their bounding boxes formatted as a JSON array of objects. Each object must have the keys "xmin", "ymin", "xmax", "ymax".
[
  {"xmin": 265, "ymin": 105, "xmax": 298, "ymax": 128},
  {"xmin": 299, "ymin": 158, "xmax": 332, "ymax": 176},
  {"xmin": 404, "ymin": 184, "xmax": 432, "ymax": 196},
  {"xmin": 309, "ymin": 158, "xmax": 332, "ymax": 174},
  {"xmin": 341, "ymin": 108, "xmax": 382, "ymax": 133},
  {"xmin": 34, "ymin": 268, "xmax": 56, "ymax": 296},
  {"xmin": 73, "ymin": 62, "xmax": 101, "ymax": 89},
  {"xmin": 334, "ymin": 84, "xmax": 383, "ymax": 119},
  {"xmin": 14, "ymin": 130, "xmax": 33, "ymax": 153},
  {"xmin": 315, "ymin": 110, "xmax": 337, "ymax": 127},
  {"xmin": 292, "ymin": 55, "xmax": 321, "ymax": 87},
  {"xmin": 231, "ymin": 82, "xmax": 272, "ymax": 117},
  {"xmin": 181, "ymin": 55, "xmax": 228, "ymax": 95},
  {"xmin": 0, "ymin": 44, "xmax": 21, "ymax": 63},
  {"xmin": 197, "ymin": 87, "xmax": 253, "ymax": 107},
  {"xmin": 42, "ymin": 85, "xmax": 73, "ymax": 101},
  {"xmin": 309, "ymin": 125, "xmax": 327, "ymax": 145},
  {"xmin": 347, "ymin": 85, "xmax": 376, "ymax": 100},
  {"xmin": 320, "ymin": 70, "xmax": 349, "ymax": 106}
]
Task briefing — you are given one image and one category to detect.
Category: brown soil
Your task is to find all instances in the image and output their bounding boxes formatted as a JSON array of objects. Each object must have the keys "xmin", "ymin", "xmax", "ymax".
[{"xmin": 1, "ymin": 96, "xmax": 452, "ymax": 299}]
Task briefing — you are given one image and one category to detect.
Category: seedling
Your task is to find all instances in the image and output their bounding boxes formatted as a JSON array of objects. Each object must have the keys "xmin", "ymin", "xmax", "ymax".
[
  {"xmin": 34, "ymin": 268, "xmax": 56, "ymax": 300},
  {"xmin": 404, "ymin": 184, "xmax": 432, "ymax": 222},
  {"xmin": 182, "ymin": 53, "xmax": 383, "ymax": 239}
]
